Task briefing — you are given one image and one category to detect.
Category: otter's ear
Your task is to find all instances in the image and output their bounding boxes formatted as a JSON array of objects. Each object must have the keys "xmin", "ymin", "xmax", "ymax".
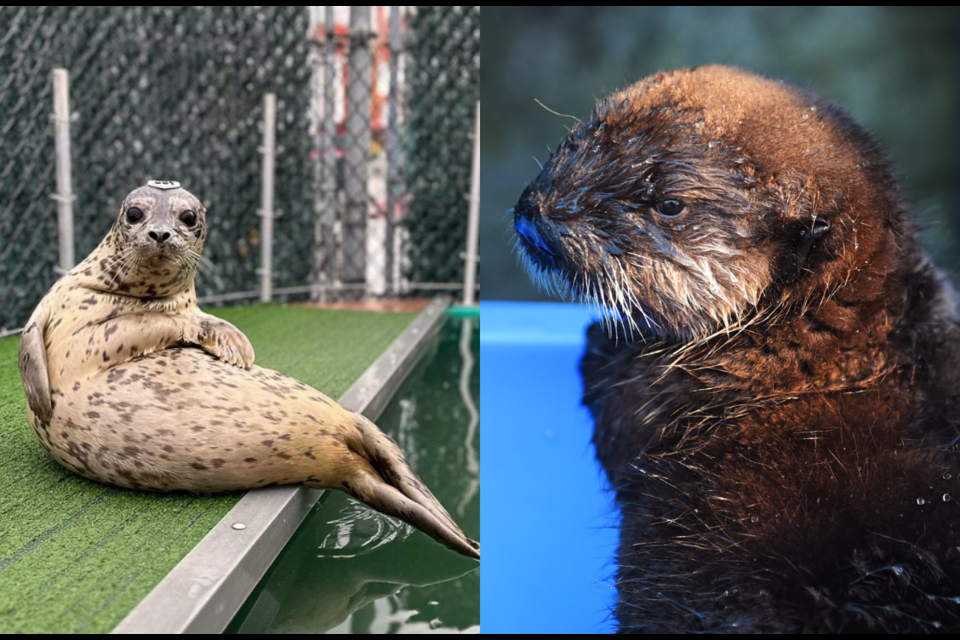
[{"xmin": 779, "ymin": 217, "xmax": 830, "ymax": 283}]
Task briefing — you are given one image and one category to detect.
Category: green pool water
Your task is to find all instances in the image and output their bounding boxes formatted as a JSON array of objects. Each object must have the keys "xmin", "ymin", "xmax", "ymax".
[{"xmin": 227, "ymin": 316, "xmax": 480, "ymax": 634}]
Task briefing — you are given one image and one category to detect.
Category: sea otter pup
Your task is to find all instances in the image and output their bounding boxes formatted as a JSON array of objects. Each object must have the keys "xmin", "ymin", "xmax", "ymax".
[
  {"xmin": 513, "ymin": 66, "xmax": 960, "ymax": 632},
  {"xmin": 18, "ymin": 181, "xmax": 478, "ymax": 559}
]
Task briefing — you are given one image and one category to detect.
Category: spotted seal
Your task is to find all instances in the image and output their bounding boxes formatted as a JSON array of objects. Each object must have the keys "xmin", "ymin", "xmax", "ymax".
[
  {"xmin": 513, "ymin": 66, "xmax": 960, "ymax": 631},
  {"xmin": 18, "ymin": 181, "xmax": 479, "ymax": 559}
]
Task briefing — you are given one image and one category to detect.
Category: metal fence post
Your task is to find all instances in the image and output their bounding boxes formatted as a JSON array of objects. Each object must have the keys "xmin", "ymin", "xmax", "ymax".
[
  {"xmin": 462, "ymin": 101, "xmax": 480, "ymax": 306},
  {"xmin": 259, "ymin": 93, "xmax": 276, "ymax": 303},
  {"xmin": 384, "ymin": 5, "xmax": 402, "ymax": 298},
  {"xmin": 309, "ymin": 10, "xmax": 324, "ymax": 301},
  {"xmin": 322, "ymin": 6, "xmax": 338, "ymax": 299},
  {"xmin": 343, "ymin": 6, "xmax": 372, "ymax": 291},
  {"xmin": 52, "ymin": 68, "xmax": 75, "ymax": 274}
]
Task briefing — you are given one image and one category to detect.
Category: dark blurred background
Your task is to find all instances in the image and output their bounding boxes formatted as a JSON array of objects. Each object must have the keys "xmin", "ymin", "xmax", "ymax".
[{"xmin": 481, "ymin": 6, "xmax": 960, "ymax": 301}]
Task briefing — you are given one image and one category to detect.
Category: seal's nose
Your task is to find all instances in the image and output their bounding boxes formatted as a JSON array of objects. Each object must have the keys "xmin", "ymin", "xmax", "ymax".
[{"xmin": 148, "ymin": 230, "xmax": 172, "ymax": 244}]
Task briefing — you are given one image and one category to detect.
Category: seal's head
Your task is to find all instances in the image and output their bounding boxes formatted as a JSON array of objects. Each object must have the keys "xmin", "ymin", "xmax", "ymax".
[
  {"xmin": 96, "ymin": 180, "xmax": 208, "ymax": 297},
  {"xmin": 514, "ymin": 66, "xmax": 907, "ymax": 341}
]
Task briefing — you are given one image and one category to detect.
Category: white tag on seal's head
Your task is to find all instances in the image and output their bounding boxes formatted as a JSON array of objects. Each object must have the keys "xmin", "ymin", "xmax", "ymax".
[{"xmin": 147, "ymin": 180, "xmax": 181, "ymax": 190}]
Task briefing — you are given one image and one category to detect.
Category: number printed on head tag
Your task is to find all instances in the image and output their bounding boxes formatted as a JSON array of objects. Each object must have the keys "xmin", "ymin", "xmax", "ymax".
[{"xmin": 147, "ymin": 180, "xmax": 181, "ymax": 190}]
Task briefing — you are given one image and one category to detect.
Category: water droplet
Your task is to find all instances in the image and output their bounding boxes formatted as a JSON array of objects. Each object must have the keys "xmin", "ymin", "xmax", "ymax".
[
  {"xmin": 853, "ymin": 243, "xmax": 860, "ymax": 249},
  {"xmin": 708, "ymin": 140, "xmax": 720, "ymax": 149},
  {"xmin": 743, "ymin": 176, "xmax": 758, "ymax": 184},
  {"xmin": 735, "ymin": 156, "xmax": 748, "ymax": 164},
  {"xmin": 724, "ymin": 590, "xmax": 730, "ymax": 597},
  {"xmin": 816, "ymin": 498, "xmax": 821, "ymax": 503},
  {"xmin": 750, "ymin": 515, "xmax": 759, "ymax": 523},
  {"xmin": 810, "ymin": 105, "xmax": 817, "ymax": 112},
  {"xmin": 695, "ymin": 121, "xmax": 705, "ymax": 129},
  {"xmin": 892, "ymin": 566, "xmax": 903, "ymax": 576},
  {"xmin": 944, "ymin": 494, "xmax": 952, "ymax": 502},
  {"xmin": 802, "ymin": 113, "xmax": 810, "ymax": 119},
  {"xmin": 943, "ymin": 473, "xmax": 953, "ymax": 480},
  {"xmin": 917, "ymin": 498, "xmax": 926, "ymax": 505},
  {"xmin": 593, "ymin": 145, "xmax": 600, "ymax": 153},
  {"xmin": 934, "ymin": 621, "xmax": 942, "ymax": 629},
  {"xmin": 694, "ymin": 508, "xmax": 699, "ymax": 513}
]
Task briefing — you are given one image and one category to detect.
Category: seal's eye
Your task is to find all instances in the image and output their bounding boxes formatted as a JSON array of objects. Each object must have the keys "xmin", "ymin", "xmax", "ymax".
[
  {"xmin": 126, "ymin": 207, "xmax": 144, "ymax": 224},
  {"xmin": 655, "ymin": 199, "xmax": 685, "ymax": 217},
  {"xmin": 180, "ymin": 210, "xmax": 197, "ymax": 227}
]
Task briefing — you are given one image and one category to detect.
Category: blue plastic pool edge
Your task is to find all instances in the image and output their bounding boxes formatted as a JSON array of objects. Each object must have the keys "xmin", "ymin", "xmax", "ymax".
[{"xmin": 481, "ymin": 301, "xmax": 619, "ymax": 633}]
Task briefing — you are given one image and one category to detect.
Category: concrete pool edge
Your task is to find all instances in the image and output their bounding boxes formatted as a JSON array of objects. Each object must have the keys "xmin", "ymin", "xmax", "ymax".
[{"xmin": 111, "ymin": 298, "xmax": 450, "ymax": 634}]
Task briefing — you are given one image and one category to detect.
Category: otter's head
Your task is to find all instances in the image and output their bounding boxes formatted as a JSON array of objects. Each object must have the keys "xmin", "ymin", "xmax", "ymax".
[
  {"xmin": 514, "ymin": 66, "xmax": 909, "ymax": 341},
  {"xmin": 100, "ymin": 180, "xmax": 207, "ymax": 297}
]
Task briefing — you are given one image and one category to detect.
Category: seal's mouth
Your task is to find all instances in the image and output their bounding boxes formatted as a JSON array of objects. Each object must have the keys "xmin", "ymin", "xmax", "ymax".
[
  {"xmin": 144, "ymin": 249, "xmax": 172, "ymax": 262},
  {"xmin": 140, "ymin": 244, "xmax": 186, "ymax": 266}
]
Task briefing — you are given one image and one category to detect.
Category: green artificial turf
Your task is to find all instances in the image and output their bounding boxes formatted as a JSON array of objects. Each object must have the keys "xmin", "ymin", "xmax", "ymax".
[{"xmin": 0, "ymin": 304, "xmax": 415, "ymax": 633}]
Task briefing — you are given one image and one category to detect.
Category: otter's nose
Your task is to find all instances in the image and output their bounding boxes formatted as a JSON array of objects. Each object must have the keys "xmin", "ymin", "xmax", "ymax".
[
  {"xmin": 148, "ymin": 230, "xmax": 172, "ymax": 244},
  {"xmin": 515, "ymin": 215, "xmax": 556, "ymax": 256}
]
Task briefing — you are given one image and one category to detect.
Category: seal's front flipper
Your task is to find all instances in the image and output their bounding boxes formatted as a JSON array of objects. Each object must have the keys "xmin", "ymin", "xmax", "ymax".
[
  {"xmin": 19, "ymin": 314, "xmax": 52, "ymax": 424},
  {"xmin": 193, "ymin": 314, "xmax": 256, "ymax": 369},
  {"xmin": 345, "ymin": 470, "xmax": 480, "ymax": 560}
]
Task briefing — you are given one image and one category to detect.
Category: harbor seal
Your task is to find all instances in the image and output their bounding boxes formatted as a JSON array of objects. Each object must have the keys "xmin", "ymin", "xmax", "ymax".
[
  {"xmin": 18, "ymin": 180, "xmax": 479, "ymax": 560},
  {"xmin": 513, "ymin": 66, "xmax": 960, "ymax": 631}
]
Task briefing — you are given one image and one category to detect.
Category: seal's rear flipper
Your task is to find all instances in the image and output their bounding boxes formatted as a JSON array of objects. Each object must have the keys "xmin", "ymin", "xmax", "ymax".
[
  {"xmin": 19, "ymin": 311, "xmax": 52, "ymax": 424},
  {"xmin": 354, "ymin": 417, "xmax": 476, "ymax": 548},
  {"xmin": 343, "ymin": 470, "xmax": 480, "ymax": 559}
]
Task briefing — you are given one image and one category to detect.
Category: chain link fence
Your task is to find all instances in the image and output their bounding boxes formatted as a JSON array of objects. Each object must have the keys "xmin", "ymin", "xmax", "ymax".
[
  {"xmin": 405, "ymin": 6, "xmax": 480, "ymax": 288},
  {"xmin": 0, "ymin": 6, "xmax": 479, "ymax": 334}
]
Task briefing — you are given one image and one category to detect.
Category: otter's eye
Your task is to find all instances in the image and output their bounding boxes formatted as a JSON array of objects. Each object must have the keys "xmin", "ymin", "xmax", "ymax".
[
  {"xmin": 180, "ymin": 210, "xmax": 197, "ymax": 227},
  {"xmin": 126, "ymin": 207, "xmax": 144, "ymax": 224},
  {"xmin": 655, "ymin": 199, "xmax": 685, "ymax": 217}
]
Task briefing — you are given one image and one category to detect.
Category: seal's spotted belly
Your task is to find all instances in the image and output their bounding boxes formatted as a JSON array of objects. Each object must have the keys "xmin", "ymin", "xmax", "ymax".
[{"xmin": 46, "ymin": 347, "xmax": 356, "ymax": 492}]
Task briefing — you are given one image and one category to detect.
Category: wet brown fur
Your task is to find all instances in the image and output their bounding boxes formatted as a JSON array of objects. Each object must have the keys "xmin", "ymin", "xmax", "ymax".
[
  {"xmin": 19, "ymin": 184, "xmax": 479, "ymax": 560},
  {"xmin": 514, "ymin": 66, "xmax": 960, "ymax": 632}
]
